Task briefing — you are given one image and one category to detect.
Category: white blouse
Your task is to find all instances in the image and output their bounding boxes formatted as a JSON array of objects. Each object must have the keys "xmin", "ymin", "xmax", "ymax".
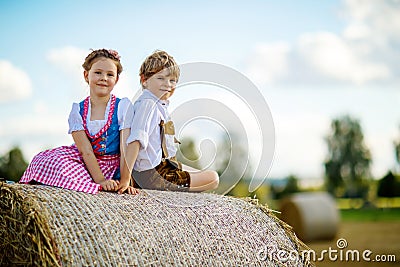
[
  {"xmin": 68, "ymin": 97, "xmax": 133, "ymax": 135},
  {"xmin": 127, "ymin": 90, "xmax": 178, "ymax": 172}
]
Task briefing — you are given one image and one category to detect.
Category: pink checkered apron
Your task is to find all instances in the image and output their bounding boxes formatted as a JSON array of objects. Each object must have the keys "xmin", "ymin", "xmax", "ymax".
[
  {"xmin": 19, "ymin": 95, "xmax": 120, "ymax": 194},
  {"xmin": 19, "ymin": 145, "xmax": 119, "ymax": 194}
]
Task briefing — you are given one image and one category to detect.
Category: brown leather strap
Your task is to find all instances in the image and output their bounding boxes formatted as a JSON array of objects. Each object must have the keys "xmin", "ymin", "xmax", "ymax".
[{"xmin": 159, "ymin": 120, "xmax": 169, "ymax": 159}]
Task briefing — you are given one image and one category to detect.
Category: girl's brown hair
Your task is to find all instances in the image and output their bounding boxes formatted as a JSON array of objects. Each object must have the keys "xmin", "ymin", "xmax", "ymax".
[{"xmin": 82, "ymin": 49, "xmax": 123, "ymax": 76}]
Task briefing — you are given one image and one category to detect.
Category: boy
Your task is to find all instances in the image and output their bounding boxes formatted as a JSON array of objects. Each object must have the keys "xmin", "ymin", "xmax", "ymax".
[{"xmin": 119, "ymin": 50, "xmax": 219, "ymax": 194}]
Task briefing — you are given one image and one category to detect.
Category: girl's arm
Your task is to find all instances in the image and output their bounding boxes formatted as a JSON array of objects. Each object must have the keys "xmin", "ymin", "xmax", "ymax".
[
  {"xmin": 118, "ymin": 134, "xmax": 141, "ymax": 194},
  {"xmin": 119, "ymin": 128, "xmax": 130, "ymax": 188},
  {"xmin": 72, "ymin": 130, "xmax": 118, "ymax": 191},
  {"xmin": 118, "ymin": 98, "xmax": 157, "ymax": 194}
]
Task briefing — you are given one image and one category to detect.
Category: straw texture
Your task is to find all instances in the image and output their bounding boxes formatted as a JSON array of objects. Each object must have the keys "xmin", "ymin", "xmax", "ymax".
[
  {"xmin": 0, "ymin": 182, "xmax": 60, "ymax": 266},
  {"xmin": 1, "ymin": 182, "xmax": 313, "ymax": 266}
]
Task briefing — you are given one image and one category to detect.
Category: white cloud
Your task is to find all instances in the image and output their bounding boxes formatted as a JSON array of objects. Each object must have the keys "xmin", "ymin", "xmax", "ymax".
[
  {"xmin": 47, "ymin": 46, "xmax": 88, "ymax": 75},
  {"xmin": 298, "ymin": 32, "xmax": 390, "ymax": 85},
  {"xmin": 342, "ymin": 0, "xmax": 400, "ymax": 44},
  {"xmin": 46, "ymin": 46, "xmax": 88, "ymax": 99},
  {"xmin": 245, "ymin": 42, "xmax": 291, "ymax": 85},
  {"xmin": 245, "ymin": 0, "xmax": 400, "ymax": 86},
  {"xmin": 343, "ymin": 22, "xmax": 370, "ymax": 40},
  {"xmin": 33, "ymin": 100, "xmax": 49, "ymax": 114},
  {"xmin": 46, "ymin": 46, "xmax": 135, "ymax": 99},
  {"xmin": 0, "ymin": 60, "xmax": 32, "ymax": 102}
]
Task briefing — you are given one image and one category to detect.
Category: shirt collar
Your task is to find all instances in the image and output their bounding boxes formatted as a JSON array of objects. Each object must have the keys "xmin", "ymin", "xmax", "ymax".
[{"xmin": 142, "ymin": 89, "xmax": 169, "ymax": 106}]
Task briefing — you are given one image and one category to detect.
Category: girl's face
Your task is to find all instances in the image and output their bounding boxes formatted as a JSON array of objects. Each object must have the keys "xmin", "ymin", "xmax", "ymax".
[
  {"xmin": 84, "ymin": 58, "xmax": 119, "ymax": 98},
  {"xmin": 143, "ymin": 68, "xmax": 177, "ymax": 100}
]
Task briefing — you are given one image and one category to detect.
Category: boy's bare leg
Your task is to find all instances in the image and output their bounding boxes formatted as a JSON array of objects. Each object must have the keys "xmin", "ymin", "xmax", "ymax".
[{"xmin": 182, "ymin": 164, "xmax": 219, "ymax": 192}]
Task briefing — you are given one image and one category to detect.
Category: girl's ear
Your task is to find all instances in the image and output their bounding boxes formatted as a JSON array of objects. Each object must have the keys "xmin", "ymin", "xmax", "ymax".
[{"xmin": 83, "ymin": 70, "xmax": 89, "ymax": 84}]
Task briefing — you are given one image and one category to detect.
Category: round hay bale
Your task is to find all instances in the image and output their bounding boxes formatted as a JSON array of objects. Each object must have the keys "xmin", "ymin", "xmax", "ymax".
[
  {"xmin": 279, "ymin": 192, "xmax": 339, "ymax": 242},
  {"xmin": 1, "ymin": 182, "xmax": 313, "ymax": 266},
  {"xmin": 0, "ymin": 182, "xmax": 60, "ymax": 266}
]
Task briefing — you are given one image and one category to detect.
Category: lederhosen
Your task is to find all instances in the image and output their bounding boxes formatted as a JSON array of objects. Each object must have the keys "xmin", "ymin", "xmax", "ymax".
[{"xmin": 131, "ymin": 120, "xmax": 191, "ymax": 191}]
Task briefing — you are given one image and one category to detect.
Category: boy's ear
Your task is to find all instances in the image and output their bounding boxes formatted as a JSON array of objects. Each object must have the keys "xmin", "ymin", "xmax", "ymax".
[
  {"xmin": 115, "ymin": 75, "xmax": 119, "ymax": 84},
  {"xmin": 83, "ymin": 70, "xmax": 89, "ymax": 84}
]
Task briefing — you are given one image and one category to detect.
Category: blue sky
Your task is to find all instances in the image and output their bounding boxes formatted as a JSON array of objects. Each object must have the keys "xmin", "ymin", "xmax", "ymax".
[{"xmin": 1, "ymin": 0, "xmax": 399, "ymax": 181}]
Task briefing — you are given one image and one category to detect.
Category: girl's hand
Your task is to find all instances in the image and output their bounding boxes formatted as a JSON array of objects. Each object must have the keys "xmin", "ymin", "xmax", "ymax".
[{"xmin": 99, "ymin": 179, "xmax": 119, "ymax": 191}]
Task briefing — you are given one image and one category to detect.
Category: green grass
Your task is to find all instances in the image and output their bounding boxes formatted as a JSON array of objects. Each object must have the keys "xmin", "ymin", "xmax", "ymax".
[{"xmin": 340, "ymin": 208, "xmax": 400, "ymax": 222}]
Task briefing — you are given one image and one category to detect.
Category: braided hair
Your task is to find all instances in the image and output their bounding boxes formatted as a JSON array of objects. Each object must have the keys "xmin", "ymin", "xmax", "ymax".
[{"xmin": 82, "ymin": 49, "xmax": 123, "ymax": 76}]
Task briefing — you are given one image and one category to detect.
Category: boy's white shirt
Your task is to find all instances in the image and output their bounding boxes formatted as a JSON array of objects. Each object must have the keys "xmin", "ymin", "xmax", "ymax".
[{"xmin": 127, "ymin": 89, "xmax": 178, "ymax": 172}]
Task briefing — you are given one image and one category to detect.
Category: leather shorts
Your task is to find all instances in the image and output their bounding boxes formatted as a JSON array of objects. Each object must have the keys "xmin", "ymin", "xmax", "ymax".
[{"xmin": 132, "ymin": 157, "xmax": 190, "ymax": 191}]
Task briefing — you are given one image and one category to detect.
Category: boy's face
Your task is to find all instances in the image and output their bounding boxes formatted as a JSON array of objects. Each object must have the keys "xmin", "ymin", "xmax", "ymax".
[{"xmin": 143, "ymin": 68, "xmax": 177, "ymax": 100}]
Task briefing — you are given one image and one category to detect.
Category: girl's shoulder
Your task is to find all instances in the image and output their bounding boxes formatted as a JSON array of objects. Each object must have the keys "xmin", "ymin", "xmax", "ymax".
[
  {"xmin": 116, "ymin": 97, "xmax": 133, "ymax": 114},
  {"xmin": 118, "ymin": 97, "xmax": 132, "ymax": 106},
  {"xmin": 69, "ymin": 102, "xmax": 81, "ymax": 115}
]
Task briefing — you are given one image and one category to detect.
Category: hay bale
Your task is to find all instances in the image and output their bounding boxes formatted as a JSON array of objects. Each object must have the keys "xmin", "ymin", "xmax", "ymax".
[
  {"xmin": 279, "ymin": 192, "xmax": 339, "ymax": 242},
  {"xmin": 1, "ymin": 182, "xmax": 313, "ymax": 266},
  {"xmin": 0, "ymin": 182, "xmax": 60, "ymax": 266}
]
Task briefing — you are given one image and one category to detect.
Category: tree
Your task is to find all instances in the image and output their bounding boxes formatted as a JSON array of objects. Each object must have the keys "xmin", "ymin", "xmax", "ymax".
[
  {"xmin": 175, "ymin": 138, "xmax": 201, "ymax": 170},
  {"xmin": 0, "ymin": 147, "xmax": 28, "ymax": 182},
  {"xmin": 270, "ymin": 175, "xmax": 300, "ymax": 199},
  {"xmin": 324, "ymin": 115, "xmax": 371, "ymax": 198},
  {"xmin": 377, "ymin": 171, "xmax": 400, "ymax": 198},
  {"xmin": 394, "ymin": 126, "xmax": 400, "ymax": 173}
]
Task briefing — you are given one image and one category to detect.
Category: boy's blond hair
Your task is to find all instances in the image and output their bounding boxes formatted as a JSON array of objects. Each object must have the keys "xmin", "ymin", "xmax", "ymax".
[{"xmin": 139, "ymin": 50, "xmax": 180, "ymax": 86}]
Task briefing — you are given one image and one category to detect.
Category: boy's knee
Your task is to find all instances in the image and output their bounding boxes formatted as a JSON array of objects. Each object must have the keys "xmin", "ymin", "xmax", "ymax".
[{"xmin": 208, "ymin": 171, "xmax": 219, "ymax": 189}]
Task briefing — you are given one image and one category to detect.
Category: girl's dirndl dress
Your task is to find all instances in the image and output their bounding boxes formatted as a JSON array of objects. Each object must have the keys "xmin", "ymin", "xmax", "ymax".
[{"xmin": 20, "ymin": 95, "xmax": 126, "ymax": 194}]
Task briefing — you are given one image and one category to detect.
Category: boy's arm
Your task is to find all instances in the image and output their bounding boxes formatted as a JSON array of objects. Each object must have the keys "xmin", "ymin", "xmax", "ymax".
[
  {"xmin": 118, "ymin": 128, "xmax": 140, "ymax": 194},
  {"xmin": 72, "ymin": 130, "xmax": 118, "ymax": 191}
]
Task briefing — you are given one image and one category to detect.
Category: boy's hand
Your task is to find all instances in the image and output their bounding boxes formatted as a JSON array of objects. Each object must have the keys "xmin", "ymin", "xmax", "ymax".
[
  {"xmin": 117, "ymin": 182, "xmax": 140, "ymax": 195},
  {"xmin": 126, "ymin": 186, "xmax": 140, "ymax": 195},
  {"xmin": 99, "ymin": 179, "xmax": 119, "ymax": 191}
]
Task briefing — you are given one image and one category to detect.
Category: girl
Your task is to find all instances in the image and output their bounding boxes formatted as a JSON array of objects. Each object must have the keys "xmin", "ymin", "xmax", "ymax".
[
  {"xmin": 119, "ymin": 50, "xmax": 219, "ymax": 194},
  {"xmin": 20, "ymin": 49, "xmax": 139, "ymax": 195}
]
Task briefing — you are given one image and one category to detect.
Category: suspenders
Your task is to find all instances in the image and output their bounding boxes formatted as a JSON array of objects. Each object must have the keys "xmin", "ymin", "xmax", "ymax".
[
  {"xmin": 159, "ymin": 120, "xmax": 169, "ymax": 160},
  {"xmin": 159, "ymin": 120, "xmax": 181, "ymax": 161},
  {"xmin": 131, "ymin": 120, "xmax": 188, "ymax": 190}
]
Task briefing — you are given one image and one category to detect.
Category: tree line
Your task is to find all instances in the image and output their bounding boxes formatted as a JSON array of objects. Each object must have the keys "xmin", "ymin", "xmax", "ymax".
[
  {"xmin": 1, "ymin": 114, "xmax": 400, "ymax": 200},
  {"xmin": 324, "ymin": 115, "xmax": 400, "ymax": 199}
]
